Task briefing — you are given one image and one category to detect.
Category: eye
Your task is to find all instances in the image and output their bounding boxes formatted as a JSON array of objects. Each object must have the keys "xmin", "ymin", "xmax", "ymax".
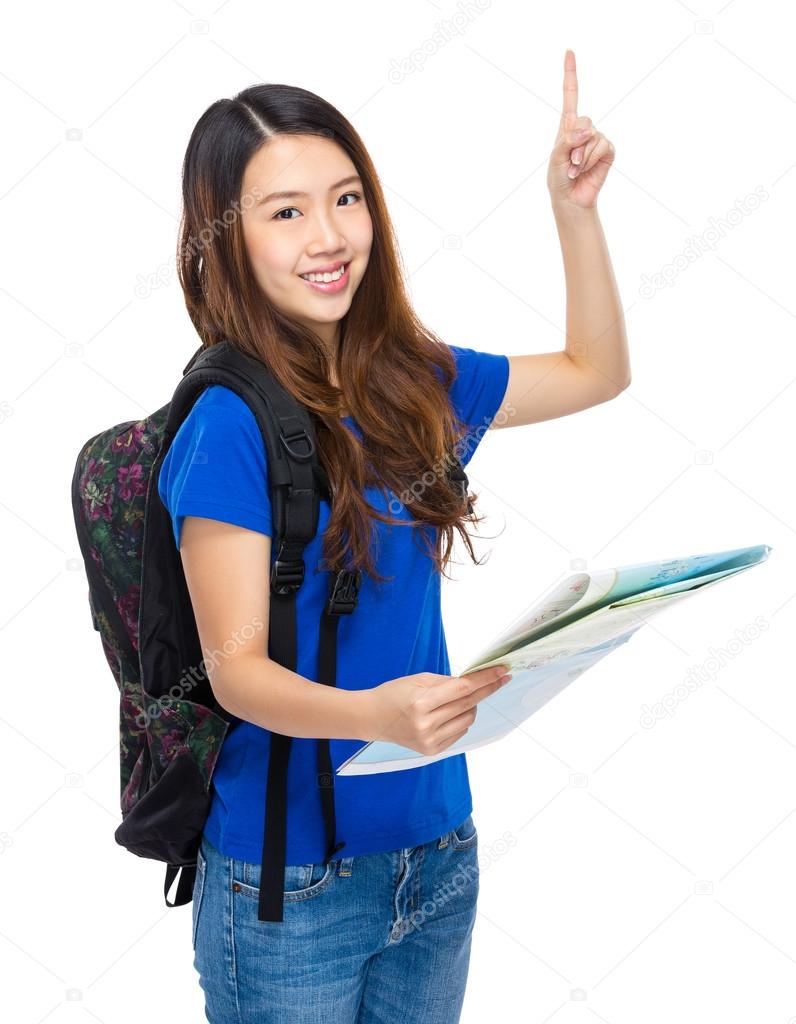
[{"xmin": 272, "ymin": 191, "xmax": 362, "ymax": 221}]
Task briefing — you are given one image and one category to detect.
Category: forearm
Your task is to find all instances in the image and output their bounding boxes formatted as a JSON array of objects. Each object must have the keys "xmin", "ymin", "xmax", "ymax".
[
  {"xmin": 213, "ymin": 655, "xmax": 374, "ymax": 741},
  {"xmin": 552, "ymin": 203, "xmax": 631, "ymax": 391}
]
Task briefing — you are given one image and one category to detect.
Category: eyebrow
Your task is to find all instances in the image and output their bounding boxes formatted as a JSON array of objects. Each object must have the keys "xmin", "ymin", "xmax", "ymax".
[{"xmin": 257, "ymin": 174, "xmax": 362, "ymax": 206}]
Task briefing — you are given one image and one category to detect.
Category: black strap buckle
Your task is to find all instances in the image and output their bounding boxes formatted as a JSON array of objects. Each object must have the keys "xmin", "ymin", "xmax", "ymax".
[
  {"xmin": 447, "ymin": 456, "xmax": 472, "ymax": 514},
  {"xmin": 270, "ymin": 553, "xmax": 305, "ymax": 595},
  {"xmin": 325, "ymin": 569, "xmax": 361, "ymax": 616}
]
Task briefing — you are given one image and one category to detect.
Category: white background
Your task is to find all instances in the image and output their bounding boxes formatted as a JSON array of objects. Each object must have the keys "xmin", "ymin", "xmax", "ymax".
[{"xmin": 2, "ymin": 0, "xmax": 793, "ymax": 1021}]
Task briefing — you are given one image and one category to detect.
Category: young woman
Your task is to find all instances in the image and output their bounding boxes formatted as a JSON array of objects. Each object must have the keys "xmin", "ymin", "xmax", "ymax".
[{"xmin": 159, "ymin": 50, "xmax": 627, "ymax": 1024}]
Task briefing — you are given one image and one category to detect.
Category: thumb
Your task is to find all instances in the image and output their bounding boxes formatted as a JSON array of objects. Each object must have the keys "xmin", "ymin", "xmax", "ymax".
[{"xmin": 556, "ymin": 125, "xmax": 594, "ymax": 159}]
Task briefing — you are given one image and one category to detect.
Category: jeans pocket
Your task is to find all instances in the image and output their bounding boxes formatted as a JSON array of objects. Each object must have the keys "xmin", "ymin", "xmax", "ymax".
[
  {"xmin": 449, "ymin": 813, "xmax": 478, "ymax": 851},
  {"xmin": 191, "ymin": 844, "xmax": 207, "ymax": 949},
  {"xmin": 232, "ymin": 857, "xmax": 336, "ymax": 903}
]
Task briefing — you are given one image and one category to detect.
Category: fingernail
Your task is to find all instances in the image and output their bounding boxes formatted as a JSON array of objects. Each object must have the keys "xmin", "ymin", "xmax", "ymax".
[
  {"xmin": 572, "ymin": 152, "xmax": 582, "ymax": 164},
  {"xmin": 501, "ymin": 674, "xmax": 513, "ymax": 684},
  {"xmin": 577, "ymin": 128, "xmax": 592, "ymax": 136}
]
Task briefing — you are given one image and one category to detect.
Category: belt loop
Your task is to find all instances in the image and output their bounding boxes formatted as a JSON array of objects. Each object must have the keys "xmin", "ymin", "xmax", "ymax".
[
  {"xmin": 337, "ymin": 855, "xmax": 354, "ymax": 877},
  {"xmin": 438, "ymin": 832, "xmax": 450, "ymax": 849}
]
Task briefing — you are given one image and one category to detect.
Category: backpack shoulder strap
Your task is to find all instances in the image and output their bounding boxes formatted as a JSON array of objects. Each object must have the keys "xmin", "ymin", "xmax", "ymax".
[
  {"xmin": 167, "ymin": 340, "xmax": 324, "ymax": 557},
  {"xmin": 167, "ymin": 341, "xmax": 469, "ymax": 924},
  {"xmin": 167, "ymin": 341, "xmax": 353, "ymax": 923}
]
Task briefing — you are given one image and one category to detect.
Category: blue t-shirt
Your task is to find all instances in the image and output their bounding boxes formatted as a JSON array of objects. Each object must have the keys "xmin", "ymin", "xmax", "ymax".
[{"xmin": 157, "ymin": 343, "xmax": 509, "ymax": 865}]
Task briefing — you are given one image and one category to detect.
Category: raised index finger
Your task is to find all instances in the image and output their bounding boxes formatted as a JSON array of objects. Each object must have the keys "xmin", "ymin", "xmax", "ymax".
[{"xmin": 561, "ymin": 48, "xmax": 578, "ymax": 130}]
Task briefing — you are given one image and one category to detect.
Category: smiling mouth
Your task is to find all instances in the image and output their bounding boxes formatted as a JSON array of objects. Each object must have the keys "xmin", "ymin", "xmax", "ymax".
[
  {"xmin": 299, "ymin": 260, "xmax": 349, "ymax": 280},
  {"xmin": 297, "ymin": 261, "xmax": 351, "ymax": 293}
]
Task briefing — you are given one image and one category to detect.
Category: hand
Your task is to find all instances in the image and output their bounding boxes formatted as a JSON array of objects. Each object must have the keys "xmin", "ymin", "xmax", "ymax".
[
  {"xmin": 547, "ymin": 49, "xmax": 615, "ymax": 212},
  {"xmin": 364, "ymin": 664, "xmax": 513, "ymax": 756}
]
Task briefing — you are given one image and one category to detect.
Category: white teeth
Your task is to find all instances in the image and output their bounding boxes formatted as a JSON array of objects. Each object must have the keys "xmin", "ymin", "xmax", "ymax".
[{"xmin": 301, "ymin": 263, "xmax": 347, "ymax": 283}]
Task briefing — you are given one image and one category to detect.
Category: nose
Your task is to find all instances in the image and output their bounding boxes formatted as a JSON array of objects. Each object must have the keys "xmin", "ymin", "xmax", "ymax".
[{"xmin": 306, "ymin": 208, "xmax": 348, "ymax": 255}]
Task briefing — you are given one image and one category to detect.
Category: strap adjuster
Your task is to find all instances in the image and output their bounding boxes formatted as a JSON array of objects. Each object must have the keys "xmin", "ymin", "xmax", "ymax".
[
  {"xmin": 325, "ymin": 569, "xmax": 361, "ymax": 616},
  {"xmin": 270, "ymin": 555, "xmax": 305, "ymax": 595},
  {"xmin": 447, "ymin": 455, "xmax": 472, "ymax": 514}
]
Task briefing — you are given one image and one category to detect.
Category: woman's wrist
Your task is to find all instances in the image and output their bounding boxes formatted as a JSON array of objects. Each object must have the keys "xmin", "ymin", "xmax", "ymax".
[
  {"xmin": 550, "ymin": 199, "xmax": 600, "ymax": 226},
  {"xmin": 347, "ymin": 686, "xmax": 379, "ymax": 743}
]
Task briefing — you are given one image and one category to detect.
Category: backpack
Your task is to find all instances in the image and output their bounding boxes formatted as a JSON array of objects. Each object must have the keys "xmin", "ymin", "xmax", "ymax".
[{"xmin": 71, "ymin": 339, "xmax": 472, "ymax": 923}]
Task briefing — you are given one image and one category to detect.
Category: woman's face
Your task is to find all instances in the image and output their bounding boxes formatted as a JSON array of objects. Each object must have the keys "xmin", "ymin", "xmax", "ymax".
[{"xmin": 240, "ymin": 134, "xmax": 373, "ymax": 352}]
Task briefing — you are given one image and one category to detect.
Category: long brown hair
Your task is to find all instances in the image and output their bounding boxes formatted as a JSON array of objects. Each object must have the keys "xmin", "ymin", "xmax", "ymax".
[{"xmin": 177, "ymin": 83, "xmax": 492, "ymax": 587}]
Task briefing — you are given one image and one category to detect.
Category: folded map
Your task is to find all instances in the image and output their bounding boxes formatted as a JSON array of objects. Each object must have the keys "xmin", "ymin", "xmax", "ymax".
[{"xmin": 336, "ymin": 543, "xmax": 772, "ymax": 776}]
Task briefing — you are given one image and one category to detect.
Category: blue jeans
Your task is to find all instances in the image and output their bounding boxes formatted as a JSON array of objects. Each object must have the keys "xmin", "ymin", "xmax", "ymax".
[{"xmin": 191, "ymin": 813, "xmax": 480, "ymax": 1023}]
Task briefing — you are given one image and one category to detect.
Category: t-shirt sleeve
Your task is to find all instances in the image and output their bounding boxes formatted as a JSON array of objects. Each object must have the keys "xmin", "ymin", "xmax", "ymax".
[
  {"xmin": 157, "ymin": 385, "xmax": 272, "ymax": 549},
  {"xmin": 446, "ymin": 344, "xmax": 510, "ymax": 467}
]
